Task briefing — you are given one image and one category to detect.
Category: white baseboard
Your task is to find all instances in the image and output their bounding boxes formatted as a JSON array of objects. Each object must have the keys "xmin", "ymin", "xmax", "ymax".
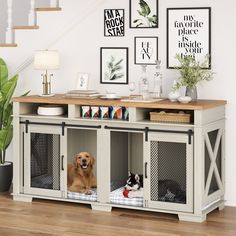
[{"xmin": 225, "ymin": 201, "xmax": 236, "ymax": 207}]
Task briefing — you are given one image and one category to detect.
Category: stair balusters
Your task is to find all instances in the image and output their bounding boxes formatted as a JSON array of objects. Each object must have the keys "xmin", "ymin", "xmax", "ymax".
[
  {"xmin": 28, "ymin": 0, "xmax": 36, "ymax": 25},
  {"xmin": 50, "ymin": 0, "xmax": 59, "ymax": 8},
  {"xmin": 5, "ymin": 0, "xmax": 13, "ymax": 43}
]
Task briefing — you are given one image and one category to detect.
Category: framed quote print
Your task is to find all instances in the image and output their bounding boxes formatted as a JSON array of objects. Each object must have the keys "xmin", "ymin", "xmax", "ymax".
[
  {"xmin": 167, "ymin": 7, "xmax": 211, "ymax": 69},
  {"xmin": 135, "ymin": 37, "xmax": 158, "ymax": 65},
  {"xmin": 100, "ymin": 47, "xmax": 128, "ymax": 84},
  {"xmin": 130, "ymin": 0, "xmax": 158, "ymax": 28},
  {"xmin": 104, "ymin": 9, "xmax": 125, "ymax": 37}
]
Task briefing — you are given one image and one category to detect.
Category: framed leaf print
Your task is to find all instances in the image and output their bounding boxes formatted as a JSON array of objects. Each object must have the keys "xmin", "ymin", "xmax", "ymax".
[
  {"xmin": 100, "ymin": 47, "xmax": 128, "ymax": 84},
  {"xmin": 167, "ymin": 7, "xmax": 211, "ymax": 69},
  {"xmin": 130, "ymin": 0, "xmax": 158, "ymax": 28}
]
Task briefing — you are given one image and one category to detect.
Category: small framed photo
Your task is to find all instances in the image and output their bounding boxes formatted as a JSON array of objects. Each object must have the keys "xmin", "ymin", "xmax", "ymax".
[
  {"xmin": 104, "ymin": 9, "xmax": 125, "ymax": 37},
  {"xmin": 167, "ymin": 7, "xmax": 211, "ymax": 69},
  {"xmin": 100, "ymin": 47, "xmax": 128, "ymax": 84},
  {"xmin": 135, "ymin": 37, "xmax": 158, "ymax": 65},
  {"xmin": 76, "ymin": 73, "xmax": 89, "ymax": 90},
  {"xmin": 130, "ymin": 0, "xmax": 158, "ymax": 28}
]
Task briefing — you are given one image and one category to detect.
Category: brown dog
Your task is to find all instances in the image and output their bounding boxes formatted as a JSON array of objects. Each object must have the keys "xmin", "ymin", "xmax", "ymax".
[{"xmin": 67, "ymin": 152, "xmax": 96, "ymax": 194}]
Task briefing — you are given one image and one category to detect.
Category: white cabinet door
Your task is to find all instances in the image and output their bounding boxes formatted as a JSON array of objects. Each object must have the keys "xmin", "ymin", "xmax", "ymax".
[
  {"xmin": 23, "ymin": 125, "xmax": 66, "ymax": 198},
  {"xmin": 144, "ymin": 132, "xmax": 193, "ymax": 213}
]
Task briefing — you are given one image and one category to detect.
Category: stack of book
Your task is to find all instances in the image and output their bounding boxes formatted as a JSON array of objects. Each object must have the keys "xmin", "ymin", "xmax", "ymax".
[{"xmin": 65, "ymin": 90, "xmax": 100, "ymax": 99}]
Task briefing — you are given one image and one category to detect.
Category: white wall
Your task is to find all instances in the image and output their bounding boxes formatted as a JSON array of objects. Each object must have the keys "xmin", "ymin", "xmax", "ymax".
[{"xmin": 5, "ymin": 0, "xmax": 236, "ymax": 205}]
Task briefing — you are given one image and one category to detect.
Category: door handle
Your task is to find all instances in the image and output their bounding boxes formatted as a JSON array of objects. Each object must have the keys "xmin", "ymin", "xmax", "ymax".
[
  {"xmin": 145, "ymin": 162, "xmax": 148, "ymax": 178},
  {"xmin": 61, "ymin": 155, "xmax": 64, "ymax": 171}
]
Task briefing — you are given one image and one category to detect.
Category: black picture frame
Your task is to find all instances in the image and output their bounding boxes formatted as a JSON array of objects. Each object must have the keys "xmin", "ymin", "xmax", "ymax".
[
  {"xmin": 129, "ymin": 0, "xmax": 159, "ymax": 28},
  {"xmin": 104, "ymin": 9, "xmax": 125, "ymax": 37},
  {"xmin": 134, "ymin": 36, "xmax": 158, "ymax": 65},
  {"xmin": 100, "ymin": 47, "xmax": 129, "ymax": 84},
  {"xmin": 167, "ymin": 7, "xmax": 211, "ymax": 69}
]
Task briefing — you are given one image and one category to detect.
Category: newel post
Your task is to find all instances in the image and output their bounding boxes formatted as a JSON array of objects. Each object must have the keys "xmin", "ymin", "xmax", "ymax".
[{"xmin": 5, "ymin": 0, "xmax": 13, "ymax": 43}]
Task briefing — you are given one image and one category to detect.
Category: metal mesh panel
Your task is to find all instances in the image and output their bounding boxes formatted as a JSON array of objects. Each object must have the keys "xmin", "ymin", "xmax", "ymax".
[
  {"xmin": 150, "ymin": 141, "xmax": 186, "ymax": 204},
  {"xmin": 30, "ymin": 133, "xmax": 60, "ymax": 190}
]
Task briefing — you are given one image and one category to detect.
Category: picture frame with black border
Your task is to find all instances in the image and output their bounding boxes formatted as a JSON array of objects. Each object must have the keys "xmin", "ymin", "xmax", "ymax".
[
  {"xmin": 167, "ymin": 7, "xmax": 211, "ymax": 69},
  {"xmin": 104, "ymin": 9, "xmax": 125, "ymax": 37},
  {"xmin": 135, "ymin": 36, "xmax": 158, "ymax": 65},
  {"xmin": 100, "ymin": 47, "xmax": 128, "ymax": 84},
  {"xmin": 129, "ymin": 0, "xmax": 158, "ymax": 28}
]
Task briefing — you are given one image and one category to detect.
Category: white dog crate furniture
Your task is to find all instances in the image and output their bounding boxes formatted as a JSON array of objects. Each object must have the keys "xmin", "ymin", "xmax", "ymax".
[{"xmin": 12, "ymin": 95, "xmax": 226, "ymax": 222}]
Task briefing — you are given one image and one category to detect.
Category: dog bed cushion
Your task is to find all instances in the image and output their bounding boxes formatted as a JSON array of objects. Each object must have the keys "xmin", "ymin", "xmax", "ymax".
[
  {"xmin": 110, "ymin": 187, "xmax": 143, "ymax": 207},
  {"xmin": 67, "ymin": 188, "xmax": 97, "ymax": 202}
]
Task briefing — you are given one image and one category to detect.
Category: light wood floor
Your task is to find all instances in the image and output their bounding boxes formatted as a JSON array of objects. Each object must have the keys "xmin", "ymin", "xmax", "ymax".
[{"xmin": 0, "ymin": 193, "xmax": 236, "ymax": 236}]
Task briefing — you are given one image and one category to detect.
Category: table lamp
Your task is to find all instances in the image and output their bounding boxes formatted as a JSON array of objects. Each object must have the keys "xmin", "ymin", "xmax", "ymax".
[{"xmin": 34, "ymin": 50, "xmax": 60, "ymax": 96}]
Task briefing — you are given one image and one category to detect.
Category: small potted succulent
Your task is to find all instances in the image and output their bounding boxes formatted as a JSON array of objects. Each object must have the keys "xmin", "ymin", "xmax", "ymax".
[
  {"xmin": 0, "ymin": 58, "xmax": 18, "ymax": 192},
  {"xmin": 174, "ymin": 54, "xmax": 214, "ymax": 101}
]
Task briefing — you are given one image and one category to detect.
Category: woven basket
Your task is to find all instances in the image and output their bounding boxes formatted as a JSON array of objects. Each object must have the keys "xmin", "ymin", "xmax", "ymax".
[{"xmin": 150, "ymin": 112, "xmax": 191, "ymax": 123}]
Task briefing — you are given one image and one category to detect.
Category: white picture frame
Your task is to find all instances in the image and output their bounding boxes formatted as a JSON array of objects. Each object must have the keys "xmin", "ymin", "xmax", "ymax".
[
  {"xmin": 167, "ymin": 7, "xmax": 211, "ymax": 69},
  {"xmin": 76, "ymin": 73, "xmax": 89, "ymax": 90}
]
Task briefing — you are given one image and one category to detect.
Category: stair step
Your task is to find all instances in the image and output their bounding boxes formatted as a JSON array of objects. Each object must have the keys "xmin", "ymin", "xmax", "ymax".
[
  {"xmin": 13, "ymin": 26, "xmax": 40, "ymax": 30},
  {"xmin": 0, "ymin": 43, "xmax": 17, "ymax": 47},
  {"xmin": 35, "ymin": 7, "xmax": 62, "ymax": 12}
]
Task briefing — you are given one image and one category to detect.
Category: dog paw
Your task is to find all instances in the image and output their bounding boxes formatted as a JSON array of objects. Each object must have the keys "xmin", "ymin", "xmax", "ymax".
[{"xmin": 85, "ymin": 190, "xmax": 92, "ymax": 195}]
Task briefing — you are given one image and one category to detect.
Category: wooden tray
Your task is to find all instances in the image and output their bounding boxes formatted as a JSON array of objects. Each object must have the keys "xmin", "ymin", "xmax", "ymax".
[{"xmin": 150, "ymin": 111, "xmax": 191, "ymax": 123}]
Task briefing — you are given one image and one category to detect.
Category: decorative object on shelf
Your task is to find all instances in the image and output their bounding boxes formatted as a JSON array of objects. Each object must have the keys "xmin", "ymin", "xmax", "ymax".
[
  {"xmin": 34, "ymin": 49, "xmax": 60, "ymax": 96},
  {"xmin": 167, "ymin": 7, "xmax": 211, "ymax": 69},
  {"xmin": 0, "ymin": 58, "xmax": 18, "ymax": 191},
  {"xmin": 104, "ymin": 9, "xmax": 124, "ymax": 37},
  {"xmin": 37, "ymin": 105, "xmax": 65, "ymax": 116},
  {"xmin": 130, "ymin": 0, "xmax": 158, "ymax": 28},
  {"xmin": 65, "ymin": 90, "xmax": 99, "ymax": 99},
  {"xmin": 173, "ymin": 54, "xmax": 214, "ymax": 101},
  {"xmin": 76, "ymin": 73, "xmax": 89, "ymax": 90},
  {"xmin": 100, "ymin": 47, "xmax": 128, "ymax": 84},
  {"xmin": 139, "ymin": 65, "xmax": 149, "ymax": 99},
  {"xmin": 152, "ymin": 60, "xmax": 162, "ymax": 98},
  {"xmin": 134, "ymin": 37, "xmax": 158, "ymax": 65},
  {"xmin": 168, "ymin": 80, "xmax": 181, "ymax": 102},
  {"xmin": 177, "ymin": 96, "xmax": 192, "ymax": 104}
]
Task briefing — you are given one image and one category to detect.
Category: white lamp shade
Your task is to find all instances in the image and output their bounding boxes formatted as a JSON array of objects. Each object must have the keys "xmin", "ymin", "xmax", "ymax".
[{"xmin": 34, "ymin": 50, "xmax": 60, "ymax": 70}]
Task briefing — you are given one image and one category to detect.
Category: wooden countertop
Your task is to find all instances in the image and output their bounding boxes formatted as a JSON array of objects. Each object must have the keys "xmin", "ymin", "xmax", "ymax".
[{"xmin": 12, "ymin": 94, "xmax": 227, "ymax": 110}]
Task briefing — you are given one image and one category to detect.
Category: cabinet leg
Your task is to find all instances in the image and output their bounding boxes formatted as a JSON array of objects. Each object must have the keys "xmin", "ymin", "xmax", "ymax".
[
  {"xmin": 178, "ymin": 214, "xmax": 206, "ymax": 223},
  {"xmin": 13, "ymin": 195, "xmax": 32, "ymax": 203},
  {"xmin": 91, "ymin": 204, "xmax": 112, "ymax": 212},
  {"xmin": 218, "ymin": 201, "xmax": 225, "ymax": 211}
]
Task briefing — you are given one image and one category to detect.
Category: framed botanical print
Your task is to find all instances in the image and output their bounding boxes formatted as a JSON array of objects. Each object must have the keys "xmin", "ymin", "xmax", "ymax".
[
  {"xmin": 167, "ymin": 7, "xmax": 211, "ymax": 69},
  {"xmin": 104, "ymin": 9, "xmax": 125, "ymax": 37},
  {"xmin": 100, "ymin": 47, "xmax": 128, "ymax": 84},
  {"xmin": 135, "ymin": 37, "xmax": 158, "ymax": 65},
  {"xmin": 130, "ymin": 0, "xmax": 158, "ymax": 28}
]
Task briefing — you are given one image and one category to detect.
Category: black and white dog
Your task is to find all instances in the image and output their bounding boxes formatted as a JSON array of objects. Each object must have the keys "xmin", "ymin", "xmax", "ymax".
[{"xmin": 124, "ymin": 171, "xmax": 143, "ymax": 198}]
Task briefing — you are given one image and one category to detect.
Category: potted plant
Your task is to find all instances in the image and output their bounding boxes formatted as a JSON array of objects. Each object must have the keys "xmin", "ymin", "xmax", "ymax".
[
  {"xmin": 174, "ymin": 54, "xmax": 214, "ymax": 101},
  {"xmin": 0, "ymin": 58, "xmax": 18, "ymax": 192}
]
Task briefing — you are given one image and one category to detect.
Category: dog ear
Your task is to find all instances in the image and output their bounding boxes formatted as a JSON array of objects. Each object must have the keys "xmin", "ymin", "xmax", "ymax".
[
  {"xmin": 135, "ymin": 174, "xmax": 140, "ymax": 182},
  {"xmin": 90, "ymin": 155, "xmax": 95, "ymax": 166},
  {"xmin": 74, "ymin": 155, "xmax": 79, "ymax": 168},
  {"xmin": 128, "ymin": 171, "xmax": 131, "ymax": 176}
]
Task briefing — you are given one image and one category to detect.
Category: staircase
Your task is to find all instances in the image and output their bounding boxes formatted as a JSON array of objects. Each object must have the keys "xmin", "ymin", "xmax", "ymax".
[{"xmin": 0, "ymin": 0, "xmax": 106, "ymax": 75}]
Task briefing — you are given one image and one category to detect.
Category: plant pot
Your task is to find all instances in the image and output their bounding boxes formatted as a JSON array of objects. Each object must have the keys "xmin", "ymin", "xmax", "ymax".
[
  {"xmin": 0, "ymin": 161, "xmax": 13, "ymax": 192},
  {"xmin": 185, "ymin": 86, "xmax": 197, "ymax": 101}
]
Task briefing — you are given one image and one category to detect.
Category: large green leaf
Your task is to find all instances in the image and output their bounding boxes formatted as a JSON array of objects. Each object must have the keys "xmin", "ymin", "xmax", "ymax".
[
  {"xmin": 139, "ymin": 0, "xmax": 151, "ymax": 17},
  {"xmin": 2, "ymin": 74, "xmax": 18, "ymax": 110},
  {"xmin": 3, "ymin": 103, "xmax": 13, "ymax": 128},
  {"xmin": 0, "ymin": 126, "xmax": 13, "ymax": 152},
  {"xmin": 0, "ymin": 58, "xmax": 8, "ymax": 90}
]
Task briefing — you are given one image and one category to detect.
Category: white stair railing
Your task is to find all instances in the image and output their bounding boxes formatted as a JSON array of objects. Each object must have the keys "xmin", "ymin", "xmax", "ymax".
[
  {"xmin": 5, "ymin": 0, "xmax": 13, "ymax": 43},
  {"xmin": 28, "ymin": 0, "xmax": 36, "ymax": 25},
  {"xmin": 50, "ymin": 0, "xmax": 59, "ymax": 8}
]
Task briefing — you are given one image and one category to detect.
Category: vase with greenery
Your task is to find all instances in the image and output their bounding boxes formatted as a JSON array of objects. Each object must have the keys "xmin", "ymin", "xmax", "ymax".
[
  {"xmin": 133, "ymin": 0, "xmax": 157, "ymax": 27},
  {"xmin": 174, "ymin": 54, "xmax": 214, "ymax": 101},
  {"xmin": 0, "ymin": 58, "xmax": 18, "ymax": 191}
]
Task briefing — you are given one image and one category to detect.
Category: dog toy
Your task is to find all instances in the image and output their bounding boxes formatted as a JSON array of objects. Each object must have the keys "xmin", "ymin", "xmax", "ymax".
[{"xmin": 123, "ymin": 189, "xmax": 130, "ymax": 198}]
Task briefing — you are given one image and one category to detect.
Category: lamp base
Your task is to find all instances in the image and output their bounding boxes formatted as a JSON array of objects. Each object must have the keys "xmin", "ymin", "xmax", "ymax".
[{"xmin": 39, "ymin": 93, "xmax": 55, "ymax": 97}]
